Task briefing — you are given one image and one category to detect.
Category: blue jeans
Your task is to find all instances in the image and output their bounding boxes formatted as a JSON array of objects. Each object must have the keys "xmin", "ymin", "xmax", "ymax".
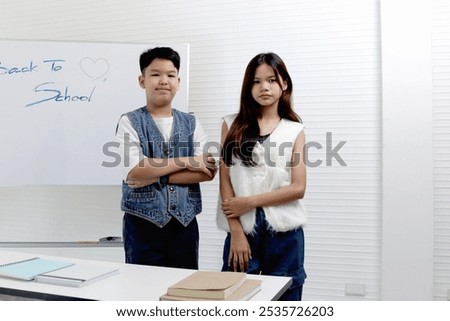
[
  {"xmin": 123, "ymin": 213, "xmax": 199, "ymax": 269},
  {"xmin": 221, "ymin": 208, "xmax": 306, "ymax": 301}
]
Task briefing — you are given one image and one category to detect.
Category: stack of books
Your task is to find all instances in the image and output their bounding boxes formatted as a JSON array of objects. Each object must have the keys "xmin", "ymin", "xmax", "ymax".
[{"xmin": 160, "ymin": 271, "xmax": 261, "ymax": 301}]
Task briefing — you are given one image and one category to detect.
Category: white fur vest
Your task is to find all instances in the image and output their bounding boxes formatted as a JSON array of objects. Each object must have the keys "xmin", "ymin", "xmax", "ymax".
[{"xmin": 217, "ymin": 114, "xmax": 307, "ymax": 234}]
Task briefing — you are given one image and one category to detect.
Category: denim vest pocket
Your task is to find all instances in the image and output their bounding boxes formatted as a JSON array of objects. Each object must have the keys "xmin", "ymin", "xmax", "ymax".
[
  {"xmin": 124, "ymin": 186, "xmax": 160, "ymax": 213},
  {"xmin": 129, "ymin": 189, "xmax": 156, "ymax": 202}
]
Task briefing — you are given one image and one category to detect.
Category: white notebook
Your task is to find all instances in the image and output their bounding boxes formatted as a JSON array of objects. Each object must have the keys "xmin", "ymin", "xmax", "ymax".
[{"xmin": 34, "ymin": 263, "xmax": 119, "ymax": 287}]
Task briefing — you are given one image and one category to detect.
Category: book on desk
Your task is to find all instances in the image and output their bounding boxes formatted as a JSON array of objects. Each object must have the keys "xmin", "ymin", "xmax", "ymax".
[
  {"xmin": 0, "ymin": 257, "xmax": 74, "ymax": 281},
  {"xmin": 34, "ymin": 264, "xmax": 119, "ymax": 287},
  {"xmin": 0, "ymin": 256, "xmax": 118, "ymax": 287},
  {"xmin": 160, "ymin": 271, "xmax": 262, "ymax": 301}
]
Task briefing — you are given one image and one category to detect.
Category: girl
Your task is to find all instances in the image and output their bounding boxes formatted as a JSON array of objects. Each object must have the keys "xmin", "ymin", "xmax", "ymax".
[{"xmin": 217, "ymin": 52, "xmax": 307, "ymax": 300}]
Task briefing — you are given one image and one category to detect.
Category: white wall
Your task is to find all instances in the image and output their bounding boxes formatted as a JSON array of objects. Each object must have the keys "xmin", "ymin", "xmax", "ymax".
[
  {"xmin": 380, "ymin": 0, "xmax": 434, "ymax": 300},
  {"xmin": 0, "ymin": 0, "xmax": 447, "ymax": 301}
]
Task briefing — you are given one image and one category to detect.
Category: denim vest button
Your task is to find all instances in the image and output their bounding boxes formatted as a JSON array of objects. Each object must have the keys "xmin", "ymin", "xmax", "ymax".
[
  {"xmin": 170, "ymin": 204, "xmax": 176, "ymax": 211},
  {"xmin": 164, "ymin": 149, "xmax": 169, "ymax": 155},
  {"xmin": 169, "ymin": 186, "xmax": 174, "ymax": 191}
]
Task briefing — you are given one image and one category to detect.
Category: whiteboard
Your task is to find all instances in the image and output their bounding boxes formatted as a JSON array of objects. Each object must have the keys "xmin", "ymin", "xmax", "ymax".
[{"xmin": 0, "ymin": 39, "xmax": 189, "ymax": 185}]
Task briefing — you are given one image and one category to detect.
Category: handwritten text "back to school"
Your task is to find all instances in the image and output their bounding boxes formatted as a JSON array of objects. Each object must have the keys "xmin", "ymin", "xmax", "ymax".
[{"xmin": 0, "ymin": 59, "xmax": 96, "ymax": 107}]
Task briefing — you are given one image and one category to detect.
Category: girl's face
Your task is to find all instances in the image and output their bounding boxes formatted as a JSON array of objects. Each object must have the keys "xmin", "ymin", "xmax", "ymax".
[{"xmin": 251, "ymin": 63, "xmax": 287, "ymax": 109}]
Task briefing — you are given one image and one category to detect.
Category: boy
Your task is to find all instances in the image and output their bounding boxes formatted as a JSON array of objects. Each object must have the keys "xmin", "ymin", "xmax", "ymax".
[{"xmin": 116, "ymin": 47, "xmax": 216, "ymax": 269}]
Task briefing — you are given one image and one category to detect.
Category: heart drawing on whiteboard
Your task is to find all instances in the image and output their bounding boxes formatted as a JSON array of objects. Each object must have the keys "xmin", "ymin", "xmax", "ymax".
[{"xmin": 79, "ymin": 57, "xmax": 110, "ymax": 81}]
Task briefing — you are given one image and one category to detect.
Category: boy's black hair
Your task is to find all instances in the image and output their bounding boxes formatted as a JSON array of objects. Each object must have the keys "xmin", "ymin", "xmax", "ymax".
[{"xmin": 139, "ymin": 47, "xmax": 180, "ymax": 74}]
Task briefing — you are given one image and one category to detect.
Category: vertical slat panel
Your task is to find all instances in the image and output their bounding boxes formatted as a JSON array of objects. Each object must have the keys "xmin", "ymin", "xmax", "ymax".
[{"xmin": 432, "ymin": 0, "xmax": 450, "ymax": 301}]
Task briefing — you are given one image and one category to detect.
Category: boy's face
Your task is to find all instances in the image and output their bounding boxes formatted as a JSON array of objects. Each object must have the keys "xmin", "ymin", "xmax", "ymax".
[{"xmin": 139, "ymin": 58, "xmax": 180, "ymax": 109}]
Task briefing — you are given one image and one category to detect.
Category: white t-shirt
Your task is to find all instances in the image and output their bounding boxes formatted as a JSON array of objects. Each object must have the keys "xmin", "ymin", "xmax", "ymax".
[{"xmin": 115, "ymin": 114, "xmax": 208, "ymax": 181}]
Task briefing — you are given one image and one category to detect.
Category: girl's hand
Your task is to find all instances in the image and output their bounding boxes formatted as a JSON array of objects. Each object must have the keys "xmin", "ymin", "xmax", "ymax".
[
  {"xmin": 221, "ymin": 196, "xmax": 254, "ymax": 218},
  {"xmin": 228, "ymin": 231, "xmax": 252, "ymax": 272}
]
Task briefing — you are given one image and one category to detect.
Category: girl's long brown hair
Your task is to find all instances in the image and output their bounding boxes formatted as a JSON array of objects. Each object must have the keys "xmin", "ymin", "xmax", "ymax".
[{"xmin": 222, "ymin": 52, "xmax": 301, "ymax": 166}]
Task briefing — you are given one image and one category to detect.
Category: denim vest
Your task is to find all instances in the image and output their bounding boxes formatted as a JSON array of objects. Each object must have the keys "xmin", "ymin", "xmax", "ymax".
[{"xmin": 121, "ymin": 107, "xmax": 202, "ymax": 227}]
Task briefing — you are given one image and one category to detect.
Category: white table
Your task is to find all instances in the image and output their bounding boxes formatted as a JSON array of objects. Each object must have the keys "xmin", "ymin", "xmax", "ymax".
[{"xmin": 0, "ymin": 250, "xmax": 291, "ymax": 301}]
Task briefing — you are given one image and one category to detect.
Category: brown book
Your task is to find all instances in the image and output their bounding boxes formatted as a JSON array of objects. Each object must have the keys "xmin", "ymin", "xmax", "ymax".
[
  {"xmin": 166, "ymin": 271, "xmax": 247, "ymax": 300},
  {"xmin": 160, "ymin": 278, "xmax": 262, "ymax": 301}
]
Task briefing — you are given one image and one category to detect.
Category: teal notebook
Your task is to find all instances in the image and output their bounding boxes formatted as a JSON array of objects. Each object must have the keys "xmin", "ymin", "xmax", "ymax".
[{"xmin": 0, "ymin": 257, "xmax": 74, "ymax": 281}]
